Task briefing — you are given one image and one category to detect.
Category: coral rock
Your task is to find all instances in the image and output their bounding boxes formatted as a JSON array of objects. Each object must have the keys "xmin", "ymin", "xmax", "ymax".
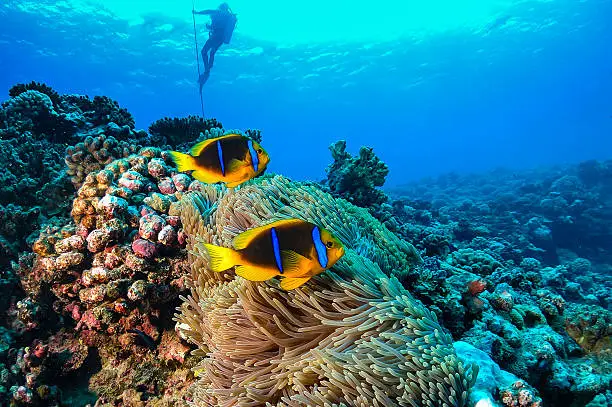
[
  {"xmin": 127, "ymin": 280, "xmax": 151, "ymax": 301},
  {"xmin": 55, "ymin": 252, "xmax": 85, "ymax": 271},
  {"xmin": 172, "ymin": 174, "xmax": 191, "ymax": 192},
  {"xmin": 138, "ymin": 214, "xmax": 165, "ymax": 241},
  {"xmin": 131, "ymin": 238, "xmax": 158, "ymax": 259},
  {"xmin": 98, "ymin": 194, "xmax": 129, "ymax": 218},
  {"xmin": 158, "ymin": 225, "xmax": 177, "ymax": 246},
  {"xmin": 147, "ymin": 158, "xmax": 169, "ymax": 179},
  {"xmin": 86, "ymin": 228, "xmax": 112, "ymax": 252},
  {"xmin": 79, "ymin": 285, "xmax": 106, "ymax": 304},
  {"xmin": 144, "ymin": 192, "xmax": 173, "ymax": 213},
  {"xmin": 158, "ymin": 177, "xmax": 177, "ymax": 195}
]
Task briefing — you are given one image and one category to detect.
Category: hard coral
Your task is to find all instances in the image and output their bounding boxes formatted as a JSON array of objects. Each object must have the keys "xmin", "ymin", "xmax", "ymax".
[
  {"xmin": 565, "ymin": 303, "xmax": 612, "ymax": 354},
  {"xmin": 450, "ymin": 248, "xmax": 503, "ymax": 276},
  {"xmin": 9, "ymin": 81, "xmax": 62, "ymax": 107},
  {"xmin": 20, "ymin": 148, "xmax": 191, "ymax": 341},
  {"xmin": 148, "ymin": 115, "xmax": 222, "ymax": 147},
  {"xmin": 65, "ymin": 133, "xmax": 140, "ymax": 188},
  {"xmin": 325, "ymin": 140, "xmax": 389, "ymax": 208},
  {"xmin": 90, "ymin": 96, "xmax": 135, "ymax": 129},
  {"xmin": 176, "ymin": 178, "xmax": 474, "ymax": 407}
]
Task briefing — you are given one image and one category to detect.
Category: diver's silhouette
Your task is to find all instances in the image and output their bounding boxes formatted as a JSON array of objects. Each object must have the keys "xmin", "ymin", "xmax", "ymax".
[{"xmin": 193, "ymin": 2, "xmax": 237, "ymax": 87}]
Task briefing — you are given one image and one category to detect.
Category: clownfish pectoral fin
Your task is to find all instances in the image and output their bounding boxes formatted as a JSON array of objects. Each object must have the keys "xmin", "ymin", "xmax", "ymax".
[
  {"xmin": 280, "ymin": 250, "xmax": 313, "ymax": 275},
  {"xmin": 192, "ymin": 170, "xmax": 221, "ymax": 185},
  {"xmin": 227, "ymin": 158, "xmax": 245, "ymax": 173},
  {"xmin": 203, "ymin": 244, "xmax": 238, "ymax": 272},
  {"xmin": 169, "ymin": 151, "xmax": 196, "ymax": 173},
  {"xmin": 280, "ymin": 276, "xmax": 311, "ymax": 290},
  {"xmin": 235, "ymin": 265, "xmax": 278, "ymax": 282}
]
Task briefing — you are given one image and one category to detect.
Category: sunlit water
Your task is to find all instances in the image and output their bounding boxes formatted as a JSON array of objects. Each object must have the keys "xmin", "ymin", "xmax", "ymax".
[{"xmin": 1, "ymin": 0, "xmax": 611, "ymax": 184}]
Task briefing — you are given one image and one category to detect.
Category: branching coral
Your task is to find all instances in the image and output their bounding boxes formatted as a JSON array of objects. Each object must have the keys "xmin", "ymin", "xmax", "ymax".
[
  {"xmin": 87, "ymin": 96, "xmax": 135, "ymax": 129},
  {"xmin": 325, "ymin": 140, "xmax": 389, "ymax": 208},
  {"xmin": 148, "ymin": 115, "xmax": 223, "ymax": 147},
  {"xmin": 176, "ymin": 176, "xmax": 476, "ymax": 407}
]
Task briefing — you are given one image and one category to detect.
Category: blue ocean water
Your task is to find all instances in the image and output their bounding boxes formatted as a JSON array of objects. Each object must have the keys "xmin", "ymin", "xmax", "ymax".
[{"xmin": 0, "ymin": 0, "xmax": 611, "ymax": 185}]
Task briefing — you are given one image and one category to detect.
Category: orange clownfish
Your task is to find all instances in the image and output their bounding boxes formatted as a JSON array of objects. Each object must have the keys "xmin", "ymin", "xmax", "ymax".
[
  {"xmin": 169, "ymin": 134, "xmax": 270, "ymax": 188},
  {"xmin": 203, "ymin": 219, "xmax": 345, "ymax": 290}
]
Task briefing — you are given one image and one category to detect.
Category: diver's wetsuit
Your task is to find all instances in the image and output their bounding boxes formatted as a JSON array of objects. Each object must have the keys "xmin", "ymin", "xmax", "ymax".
[{"xmin": 195, "ymin": 8, "xmax": 235, "ymax": 85}]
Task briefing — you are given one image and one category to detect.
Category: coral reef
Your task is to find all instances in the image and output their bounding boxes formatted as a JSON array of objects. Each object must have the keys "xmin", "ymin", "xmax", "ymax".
[
  {"xmin": 455, "ymin": 341, "xmax": 542, "ymax": 407},
  {"xmin": 0, "ymin": 84, "xmax": 152, "ymax": 267},
  {"xmin": 2, "ymin": 82, "xmax": 611, "ymax": 407},
  {"xmin": 3, "ymin": 147, "xmax": 199, "ymax": 406},
  {"xmin": 65, "ymin": 131, "xmax": 141, "ymax": 188},
  {"xmin": 325, "ymin": 140, "xmax": 390, "ymax": 208},
  {"xmin": 176, "ymin": 178, "xmax": 475, "ymax": 406},
  {"xmin": 388, "ymin": 162, "xmax": 612, "ymax": 406}
]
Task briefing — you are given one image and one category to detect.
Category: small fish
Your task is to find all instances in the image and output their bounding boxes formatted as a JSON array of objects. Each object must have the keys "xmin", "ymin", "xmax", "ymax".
[
  {"xmin": 169, "ymin": 134, "xmax": 270, "ymax": 188},
  {"xmin": 127, "ymin": 328, "xmax": 157, "ymax": 349},
  {"xmin": 204, "ymin": 219, "xmax": 345, "ymax": 290}
]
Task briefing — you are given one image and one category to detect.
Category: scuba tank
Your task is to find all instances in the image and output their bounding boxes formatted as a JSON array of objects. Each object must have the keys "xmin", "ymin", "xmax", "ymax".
[{"xmin": 223, "ymin": 10, "xmax": 237, "ymax": 44}]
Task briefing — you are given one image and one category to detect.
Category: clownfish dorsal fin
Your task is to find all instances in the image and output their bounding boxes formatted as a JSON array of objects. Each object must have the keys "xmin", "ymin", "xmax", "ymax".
[
  {"xmin": 232, "ymin": 224, "xmax": 268, "ymax": 250},
  {"xmin": 189, "ymin": 134, "xmax": 243, "ymax": 156},
  {"xmin": 232, "ymin": 219, "xmax": 304, "ymax": 250},
  {"xmin": 189, "ymin": 138, "xmax": 216, "ymax": 156}
]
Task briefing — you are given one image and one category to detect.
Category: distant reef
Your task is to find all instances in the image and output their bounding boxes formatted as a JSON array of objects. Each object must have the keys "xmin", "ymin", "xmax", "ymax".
[{"xmin": 0, "ymin": 82, "xmax": 610, "ymax": 407}]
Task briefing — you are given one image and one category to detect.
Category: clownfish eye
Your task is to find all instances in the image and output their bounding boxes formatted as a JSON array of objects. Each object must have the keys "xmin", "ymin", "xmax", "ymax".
[
  {"xmin": 257, "ymin": 148, "xmax": 263, "ymax": 154},
  {"xmin": 326, "ymin": 241, "xmax": 334, "ymax": 248}
]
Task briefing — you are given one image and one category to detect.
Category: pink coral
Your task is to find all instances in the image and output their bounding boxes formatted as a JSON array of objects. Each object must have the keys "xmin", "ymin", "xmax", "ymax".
[{"xmin": 132, "ymin": 238, "xmax": 157, "ymax": 259}]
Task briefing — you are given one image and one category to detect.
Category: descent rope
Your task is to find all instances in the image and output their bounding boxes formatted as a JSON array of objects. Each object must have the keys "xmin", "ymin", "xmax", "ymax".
[{"xmin": 191, "ymin": 0, "xmax": 205, "ymax": 117}]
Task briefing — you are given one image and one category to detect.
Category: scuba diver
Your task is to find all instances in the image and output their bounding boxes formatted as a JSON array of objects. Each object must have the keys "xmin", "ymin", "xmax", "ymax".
[{"xmin": 193, "ymin": 2, "xmax": 237, "ymax": 87}]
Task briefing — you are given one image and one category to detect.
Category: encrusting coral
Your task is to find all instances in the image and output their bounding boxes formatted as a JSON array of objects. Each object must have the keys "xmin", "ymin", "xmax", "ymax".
[{"xmin": 175, "ymin": 176, "xmax": 477, "ymax": 406}]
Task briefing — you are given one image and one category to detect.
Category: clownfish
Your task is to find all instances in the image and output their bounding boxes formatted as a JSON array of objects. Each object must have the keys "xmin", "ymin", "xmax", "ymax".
[
  {"xmin": 169, "ymin": 134, "xmax": 270, "ymax": 188},
  {"xmin": 203, "ymin": 219, "xmax": 345, "ymax": 290}
]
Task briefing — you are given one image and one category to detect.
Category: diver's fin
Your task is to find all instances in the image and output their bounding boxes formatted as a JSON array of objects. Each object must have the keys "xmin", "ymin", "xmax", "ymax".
[
  {"xmin": 280, "ymin": 276, "xmax": 311, "ymax": 290},
  {"xmin": 203, "ymin": 244, "xmax": 238, "ymax": 272},
  {"xmin": 281, "ymin": 250, "xmax": 313, "ymax": 275},
  {"xmin": 235, "ymin": 265, "xmax": 278, "ymax": 282},
  {"xmin": 169, "ymin": 151, "xmax": 195, "ymax": 173},
  {"xmin": 192, "ymin": 170, "xmax": 221, "ymax": 184},
  {"xmin": 199, "ymin": 71, "xmax": 210, "ymax": 93}
]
